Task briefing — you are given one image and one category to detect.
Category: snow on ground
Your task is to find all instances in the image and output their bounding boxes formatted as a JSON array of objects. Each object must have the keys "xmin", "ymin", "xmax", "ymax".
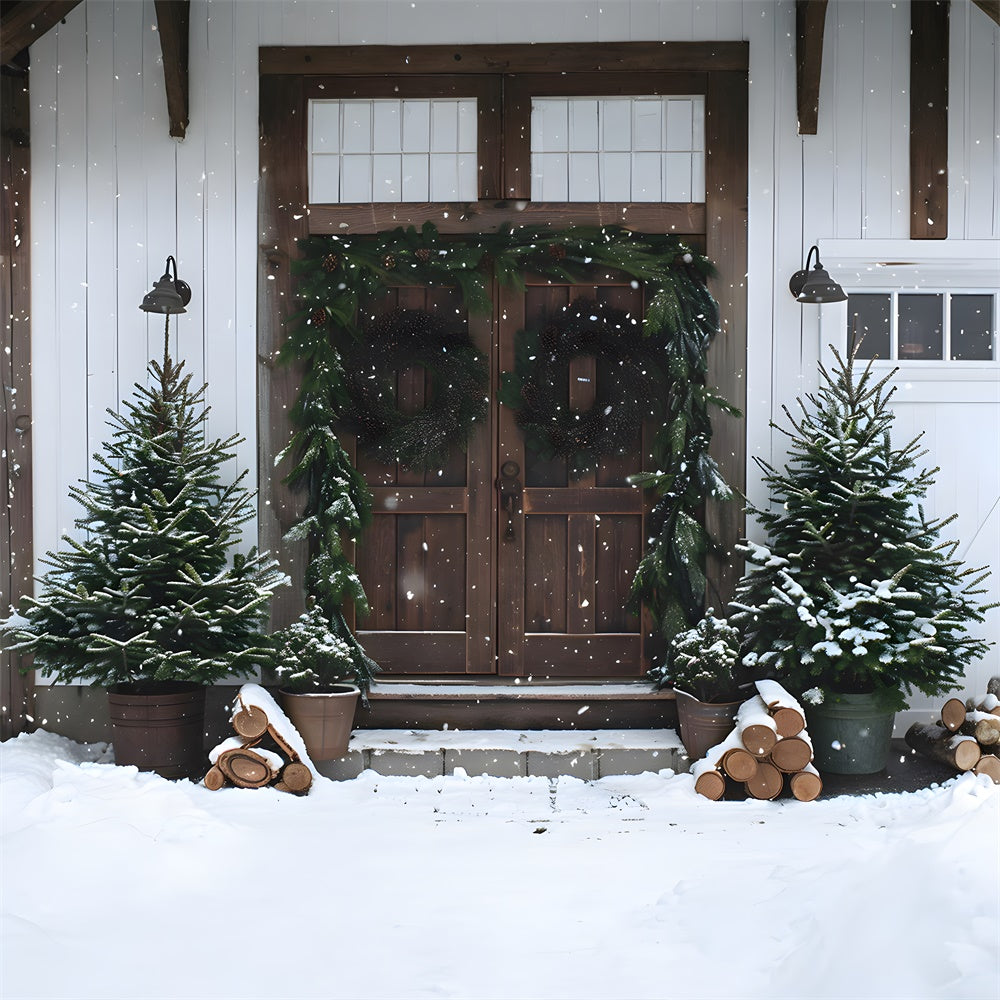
[{"xmin": 2, "ymin": 731, "xmax": 998, "ymax": 1000}]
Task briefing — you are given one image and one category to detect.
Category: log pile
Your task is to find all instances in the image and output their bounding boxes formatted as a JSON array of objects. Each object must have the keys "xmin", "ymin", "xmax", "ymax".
[
  {"xmin": 904, "ymin": 677, "xmax": 1000, "ymax": 785},
  {"xmin": 205, "ymin": 684, "xmax": 316, "ymax": 794},
  {"xmin": 692, "ymin": 681, "xmax": 823, "ymax": 802}
]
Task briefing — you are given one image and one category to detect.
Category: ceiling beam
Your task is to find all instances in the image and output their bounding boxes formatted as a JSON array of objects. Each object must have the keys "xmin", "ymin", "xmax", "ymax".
[
  {"xmin": 970, "ymin": 0, "xmax": 999, "ymax": 27},
  {"xmin": 1, "ymin": 1, "xmax": 82, "ymax": 67},
  {"xmin": 153, "ymin": 0, "xmax": 190, "ymax": 139},
  {"xmin": 796, "ymin": 0, "xmax": 828, "ymax": 135},
  {"xmin": 910, "ymin": 0, "xmax": 950, "ymax": 239}
]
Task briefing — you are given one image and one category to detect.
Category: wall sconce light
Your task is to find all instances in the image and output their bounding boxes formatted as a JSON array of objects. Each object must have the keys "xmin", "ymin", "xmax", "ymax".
[
  {"xmin": 788, "ymin": 245, "xmax": 847, "ymax": 304},
  {"xmin": 139, "ymin": 255, "xmax": 192, "ymax": 315}
]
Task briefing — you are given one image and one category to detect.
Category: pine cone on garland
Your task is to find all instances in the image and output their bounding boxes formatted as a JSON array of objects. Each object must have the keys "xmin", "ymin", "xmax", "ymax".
[
  {"xmin": 414, "ymin": 248, "xmax": 433, "ymax": 263},
  {"xmin": 321, "ymin": 253, "xmax": 341, "ymax": 273},
  {"xmin": 310, "ymin": 307, "xmax": 328, "ymax": 327},
  {"xmin": 383, "ymin": 254, "xmax": 397, "ymax": 269},
  {"xmin": 548, "ymin": 243, "xmax": 567, "ymax": 261}
]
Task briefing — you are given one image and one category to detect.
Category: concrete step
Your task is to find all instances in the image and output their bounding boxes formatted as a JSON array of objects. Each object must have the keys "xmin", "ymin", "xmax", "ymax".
[{"xmin": 315, "ymin": 728, "xmax": 688, "ymax": 780}]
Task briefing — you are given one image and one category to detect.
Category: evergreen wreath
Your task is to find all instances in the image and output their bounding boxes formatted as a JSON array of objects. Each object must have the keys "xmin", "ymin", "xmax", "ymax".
[
  {"xmin": 338, "ymin": 307, "xmax": 488, "ymax": 471},
  {"xmin": 501, "ymin": 297, "xmax": 668, "ymax": 478},
  {"xmin": 285, "ymin": 223, "xmax": 737, "ymax": 639}
]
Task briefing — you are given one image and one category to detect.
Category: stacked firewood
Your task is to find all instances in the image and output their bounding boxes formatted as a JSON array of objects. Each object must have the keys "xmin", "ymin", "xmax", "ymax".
[
  {"xmin": 904, "ymin": 677, "xmax": 1000, "ymax": 785},
  {"xmin": 204, "ymin": 684, "xmax": 316, "ymax": 794},
  {"xmin": 692, "ymin": 680, "xmax": 823, "ymax": 802}
]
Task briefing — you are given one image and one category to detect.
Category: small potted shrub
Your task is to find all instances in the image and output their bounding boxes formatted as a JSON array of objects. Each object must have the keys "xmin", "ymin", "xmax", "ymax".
[
  {"xmin": 1, "ymin": 340, "xmax": 285, "ymax": 778},
  {"xmin": 731, "ymin": 348, "xmax": 994, "ymax": 773},
  {"xmin": 650, "ymin": 610, "xmax": 745, "ymax": 759},
  {"xmin": 273, "ymin": 603, "xmax": 378, "ymax": 760}
]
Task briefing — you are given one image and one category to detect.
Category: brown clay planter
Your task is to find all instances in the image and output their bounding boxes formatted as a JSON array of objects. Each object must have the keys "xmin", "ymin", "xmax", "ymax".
[
  {"xmin": 675, "ymin": 689, "xmax": 740, "ymax": 762},
  {"xmin": 106, "ymin": 681, "xmax": 206, "ymax": 779},
  {"xmin": 279, "ymin": 685, "xmax": 360, "ymax": 761}
]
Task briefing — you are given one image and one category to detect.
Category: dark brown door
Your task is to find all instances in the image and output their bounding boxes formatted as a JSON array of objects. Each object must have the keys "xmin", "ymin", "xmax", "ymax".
[{"xmin": 355, "ymin": 262, "xmax": 661, "ymax": 679}]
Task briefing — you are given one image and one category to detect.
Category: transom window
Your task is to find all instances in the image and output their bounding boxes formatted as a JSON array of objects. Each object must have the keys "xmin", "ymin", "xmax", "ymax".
[
  {"xmin": 530, "ymin": 96, "xmax": 705, "ymax": 202},
  {"xmin": 848, "ymin": 291, "xmax": 996, "ymax": 362}
]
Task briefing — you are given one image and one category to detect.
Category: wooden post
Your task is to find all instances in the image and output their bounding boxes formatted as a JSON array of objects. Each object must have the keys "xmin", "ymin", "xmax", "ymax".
[
  {"xmin": 1, "ymin": 72, "xmax": 34, "ymax": 740},
  {"xmin": 910, "ymin": 0, "xmax": 950, "ymax": 239},
  {"xmin": 796, "ymin": 0, "xmax": 829, "ymax": 135}
]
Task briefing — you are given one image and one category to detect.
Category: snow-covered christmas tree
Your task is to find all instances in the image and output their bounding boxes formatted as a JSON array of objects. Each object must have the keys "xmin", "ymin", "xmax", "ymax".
[
  {"xmin": 730, "ymin": 347, "xmax": 993, "ymax": 711},
  {"xmin": 2, "ymin": 334, "xmax": 287, "ymax": 687}
]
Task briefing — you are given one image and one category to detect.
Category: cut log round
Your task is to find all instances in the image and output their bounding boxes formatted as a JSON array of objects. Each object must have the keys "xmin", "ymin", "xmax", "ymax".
[
  {"xmin": 987, "ymin": 676, "xmax": 1000, "ymax": 699},
  {"xmin": 789, "ymin": 764, "xmax": 823, "ymax": 802},
  {"xmin": 203, "ymin": 765, "xmax": 227, "ymax": 791},
  {"xmin": 217, "ymin": 748, "xmax": 278, "ymax": 788},
  {"xmin": 694, "ymin": 769, "xmax": 726, "ymax": 801},
  {"xmin": 721, "ymin": 747, "xmax": 758, "ymax": 782},
  {"xmin": 904, "ymin": 722, "xmax": 981, "ymax": 772},
  {"xmin": 745, "ymin": 761, "xmax": 783, "ymax": 800},
  {"xmin": 972, "ymin": 754, "xmax": 1000, "ymax": 784},
  {"xmin": 974, "ymin": 720, "xmax": 1000, "ymax": 747},
  {"xmin": 940, "ymin": 698, "xmax": 967, "ymax": 733},
  {"xmin": 281, "ymin": 761, "xmax": 313, "ymax": 793},
  {"xmin": 232, "ymin": 705, "xmax": 269, "ymax": 741},
  {"xmin": 770, "ymin": 736, "xmax": 813, "ymax": 773},
  {"xmin": 754, "ymin": 679, "xmax": 806, "ymax": 737},
  {"xmin": 737, "ymin": 696, "xmax": 779, "ymax": 757},
  {"xmin": 770, "ymin": 706, "xmax": 805, "ymax": 738}
]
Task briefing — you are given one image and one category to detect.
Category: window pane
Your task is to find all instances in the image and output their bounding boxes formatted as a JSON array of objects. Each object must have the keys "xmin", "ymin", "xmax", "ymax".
[
  {"xmin": 898, "ymin": 294, "xmax": 943, "ymax": 361},
  {"xmin": 847, "ymin": 294, "xmax": 891, "ymax": 360},
  {"xmin": 950, "ymin": 295, "xmax": 994, "ymax": 361}
]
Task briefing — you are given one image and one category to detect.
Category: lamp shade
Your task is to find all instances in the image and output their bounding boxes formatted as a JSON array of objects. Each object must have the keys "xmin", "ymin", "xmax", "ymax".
[
  {"xmin": 789, "ymin": 246, "xmax": 847, "ymax": 304},
  {"xmin": 139, "ymin": 256, "xmax": 192, "ymax": 314}
]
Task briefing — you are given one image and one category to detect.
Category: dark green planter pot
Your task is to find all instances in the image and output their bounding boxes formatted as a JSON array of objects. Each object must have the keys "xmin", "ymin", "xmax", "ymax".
[{"xmin": 806, "ymin": 692, "xmax": 895, "ymax": 775}]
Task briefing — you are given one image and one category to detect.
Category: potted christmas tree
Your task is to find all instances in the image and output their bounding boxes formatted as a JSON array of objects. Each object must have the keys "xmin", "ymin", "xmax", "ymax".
[
  {"xmin": 649, "ymin": 610, "xmax": 745, "ymax": 759},
  {"xmin": 1, "ymin": 328, "xmax": 286, "ymax": 778},
  {"xmin": 731, "ymin": 347, "xmax": 993, "ymax": 773}
]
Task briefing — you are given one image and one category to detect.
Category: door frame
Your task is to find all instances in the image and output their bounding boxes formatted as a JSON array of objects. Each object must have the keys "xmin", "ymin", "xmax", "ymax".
[{"xmin": 257, "ymin": 42, "xmax": 748, "ymax": 643}]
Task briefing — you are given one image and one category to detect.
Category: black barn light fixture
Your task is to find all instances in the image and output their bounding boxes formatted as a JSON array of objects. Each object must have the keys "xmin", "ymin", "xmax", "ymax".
[
  {"xmin": 788, "ymin": 245, "xmax": 847, "ymax": 303},
  {"xmin": 140, "ymin": 255, "xmax": 192, "ymax": 315}
]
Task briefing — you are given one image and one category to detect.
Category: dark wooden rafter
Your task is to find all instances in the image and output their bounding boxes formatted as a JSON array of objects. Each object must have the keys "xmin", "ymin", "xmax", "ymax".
[
  {"xmin": 910, "ymin": 0, "xmax": 950, "ymax": 239},
  {"xmin": 1, "ymin": 74, "xmax": 34, "ymax": 738},
  {"xmin": 970, "ymin": 0, "xmax": 1000, "ymax": 27},
  {"xmin": 153, "ymin": 0, "xmax": 190, "ymax": 139},
  {"xmin": 796, "ymin": 0, "xmax": 829, "ymax": 135},
  {"xmin": 0, "ymin": 0, "xmax": 82, "ymax": 66}
]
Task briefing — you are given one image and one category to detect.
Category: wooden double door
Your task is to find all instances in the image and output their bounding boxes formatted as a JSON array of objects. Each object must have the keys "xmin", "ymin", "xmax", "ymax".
[{"xmin": 351, "ymin": 272, "xmax": 656, "ymax": 679}]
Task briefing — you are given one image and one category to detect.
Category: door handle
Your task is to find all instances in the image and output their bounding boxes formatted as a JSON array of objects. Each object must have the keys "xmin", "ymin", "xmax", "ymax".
[{"xmin": 497, "ymin": 461, "xmax": 521, "ymax": 542}]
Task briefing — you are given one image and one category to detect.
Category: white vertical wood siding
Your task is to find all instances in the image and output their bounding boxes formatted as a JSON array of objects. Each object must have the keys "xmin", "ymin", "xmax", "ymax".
[{"xmin": 28, "ymin": 0, "xmax": 1000, "ymax": 709}]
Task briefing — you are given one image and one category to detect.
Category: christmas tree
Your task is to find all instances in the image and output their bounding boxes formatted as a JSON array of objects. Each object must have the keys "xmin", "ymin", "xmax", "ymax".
[
  {"xmin": 2, "ymin": 333, "xmax": 287, "ymax": 687},
  {"xmin": 730, "ymin": 347, "xmax": 993, "ymax": 711}
]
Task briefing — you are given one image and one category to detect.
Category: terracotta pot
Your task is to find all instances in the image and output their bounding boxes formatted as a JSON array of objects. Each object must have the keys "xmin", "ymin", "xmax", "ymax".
[
  {"xmin": 806, "ymin": 692, "xmax": 895, "ymax": 774},
  {"xmin": 107, "ymin": 681, "xmax": 206, "ymax": 779},
  {"xmin": 279, "ymin": 685, "xmax": 360, "ymax": 761},
  {"xmin": 675, "ymin": 689, "xmax": 740, "ymax": 761}
]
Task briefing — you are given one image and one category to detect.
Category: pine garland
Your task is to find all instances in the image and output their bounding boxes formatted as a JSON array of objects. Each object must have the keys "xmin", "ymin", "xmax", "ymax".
[{"xmin": 286, "ymin": 223, "xmax": 735, "ymax": 640}]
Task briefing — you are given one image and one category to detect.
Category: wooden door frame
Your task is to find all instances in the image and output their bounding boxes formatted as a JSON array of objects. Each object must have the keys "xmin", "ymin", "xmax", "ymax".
[{"xmin": 258, "ymin": 42, "xmax": 748, "ymax": 640}]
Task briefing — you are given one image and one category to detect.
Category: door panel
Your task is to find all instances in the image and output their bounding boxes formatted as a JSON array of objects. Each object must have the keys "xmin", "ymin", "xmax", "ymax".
[{"xmin": 353, "ymin": 285, "xmax": 495, "ymax": 675}]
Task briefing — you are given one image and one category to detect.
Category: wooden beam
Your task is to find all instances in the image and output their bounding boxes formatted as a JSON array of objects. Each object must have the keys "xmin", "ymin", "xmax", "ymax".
[
  {"xmin": 1, "ymin": 0, "xmax": 82, "ymax": 66},
  {"xmin": 971, "ymin": 0, "xmax": 1000, "ymax": 27},
  {"xmin": 910, "ymin": 0, "xmax": 950, "ymax": 239},
  {"xmin": 260, "ymin": 41, "xmax": 750, "ymax": 76},
  {"xmin": 153, "ymin": 0, "xmax": 189, "ymax": 139},
  {"xmin": 796, "ymin": 0, "xmax": 829, "ymax": 135},
  {"xmin": 1, "ymin": 73, "xmax": 35, "ymax": 738}
]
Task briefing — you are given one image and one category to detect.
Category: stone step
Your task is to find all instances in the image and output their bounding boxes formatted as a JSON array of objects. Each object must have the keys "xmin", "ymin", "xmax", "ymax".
[{"xmin": 315, "ymin": 728, "xmax": 688, "ymax": 780}]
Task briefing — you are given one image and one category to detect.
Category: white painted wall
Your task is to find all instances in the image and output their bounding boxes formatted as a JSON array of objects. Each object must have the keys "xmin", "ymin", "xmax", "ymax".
[{"xmin": 27, "ymin": 0, "xmax": 1000, "ymax": 713}]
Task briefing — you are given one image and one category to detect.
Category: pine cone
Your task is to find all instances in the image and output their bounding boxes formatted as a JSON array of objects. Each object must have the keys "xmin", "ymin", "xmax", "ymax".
[
  {"xmin": 383, "ymin": 254, "xmax": 397, "ymax": 269},
  {"xmin": 310, "ymin": 307, "xmax": 328, "ymax": 327},
  {"xmin": 321, "ymin": 253, "xmax": 341, "ymax": 273},
  {"xmin": 414, "ymin": 248, "xmax": 432, "ymax": 263},
  {"xmin": 548, "ymin": 243, "xmax": 567, "ymax": 260}
]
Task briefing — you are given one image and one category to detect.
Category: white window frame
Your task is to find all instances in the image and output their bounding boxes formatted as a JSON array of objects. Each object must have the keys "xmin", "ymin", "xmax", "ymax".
[{"xmin": 820, "ymin": 240, "xmax": 1000, "ymax": 380}]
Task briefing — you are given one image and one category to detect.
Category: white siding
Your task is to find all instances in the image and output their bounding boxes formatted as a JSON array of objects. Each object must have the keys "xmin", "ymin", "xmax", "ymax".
[{"xmin": 28, "ymin": 0, "xmax": 1000, "ymax": 710}]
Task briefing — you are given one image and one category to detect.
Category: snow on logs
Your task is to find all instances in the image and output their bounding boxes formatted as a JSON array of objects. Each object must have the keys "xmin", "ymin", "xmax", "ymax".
[
  {"xmin": 905, "ymin": 678, "xmax": 1000, "ymax": 784},
  {"xmin": 205, "ymin": 684, "xmax": 317, "ymax": 794},
  {"xmin": 692, "ymin": 682, "xmax": 822, "ymax": 802}
]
